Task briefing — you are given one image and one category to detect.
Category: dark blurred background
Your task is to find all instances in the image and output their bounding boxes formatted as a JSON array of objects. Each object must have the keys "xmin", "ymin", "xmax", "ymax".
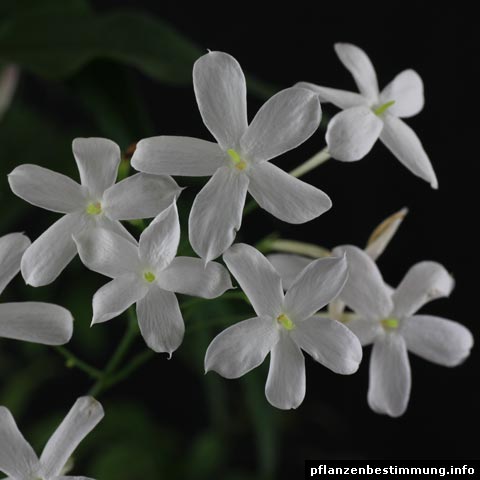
[{"xmin": 0, "ymin": 1, "xmax": 478, "ymax": 478}]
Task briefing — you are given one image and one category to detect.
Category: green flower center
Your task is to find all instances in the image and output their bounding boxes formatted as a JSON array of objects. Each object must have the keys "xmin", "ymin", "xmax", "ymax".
[
  {"xmin": 381, "ymin": 317, "xmax": 399, "ymax": 330},
  {"xmin": 373, "ymin": 100, "xmax": 395, "ymax": 116},
  {"xmin": 86, "ymin": 201, "xmax": 102, "ymax": 215},
  {"xmin": 143, "ymin": 271, "xmax": 156, "ymax": 283},
  {"xmin": 276, "ymin": 313, "xmax": 295, "ymax": 331},
  {"xmin": 227, "ymin": 149, "xmax": 248, "ymax": 171}
]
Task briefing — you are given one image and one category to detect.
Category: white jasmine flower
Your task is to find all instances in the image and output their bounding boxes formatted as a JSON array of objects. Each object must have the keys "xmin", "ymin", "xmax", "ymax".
[
  {"xmin": 8, "ymin": 137, "xmax": 182, "ymax": 287},
  {"xmin": 204, "ymin": 243, "xmax": 361, "ymax": 410},
  {"xmin": 0, "ymin": 396, "xmax": 103, "ymax": 480},
  {"xmin": 131, "ymin": 51, "xmax": 332, "ymax": 262},
  {"xmin": 334, "ymin": 245, "xmax": 473, "ymax": 417},
  {"xmin": 0, "ymin": 233, "xmax": 73, "ymax": 345},
  {"xmin": 298, "ymin": 43, "xmax": 437, "ymax": 188},
  {"xmin": 74, "ymin": 203, "xmax": 232, "ymax": 355},
  {"xmin": 0, "ymin": 65, "xmax": 19, "ymax": 121}
]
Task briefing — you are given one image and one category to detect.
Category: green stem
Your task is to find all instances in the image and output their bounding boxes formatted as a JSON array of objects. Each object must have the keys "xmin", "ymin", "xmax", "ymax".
[{"xmin": 54, "ymin": 346, "xmax": 102, "ymax": 379}]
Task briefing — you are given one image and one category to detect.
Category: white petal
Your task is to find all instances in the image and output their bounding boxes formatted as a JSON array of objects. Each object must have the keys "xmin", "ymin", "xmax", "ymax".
[
  {"xmin": 72, "ymin": 138, "xmax": 120, "ymax": 197},
  {"xmin": 332, "ymin": 245, "xmax": 393, "ymax": 319},
  {"xmin": 240, "ymin": 87, "xmax": 321, "ymax": 162},
  {"xmin": 0, "ymin": 233, "xmax": 30, "ymax": 295},
  {"xmin": 380, "ymin": 69, "xmax": 424, "ymax": 118},
  {"xmin": 137, "ymin": 287, "xmax": 184, "ymax": 355},
  {"xmin": 326, "ymin": 107, "xmax": 383, "ymax": 161},
  {"xmin": 403, "ymin": 315, "xmax": 473, "ymax": 367},
  {"xmin": 285, "ymin": 255, "xmax": 348, "ymax": 321},
  {"xmin": 139, "ymin": 203, "xmax": 179, "ymax": 271},
  {"xmin": 295, "ymin": 82, "xmax": 367, "ymax": 109},
  {"xmin": 21, "ymin": 213, "xmax": 88, "ymax": 287},
  {"xmin": 334, "ymin": 43, "xmax": 379, "ymax": 101},
  {"xmin": 265, "ymin": 334, "xmax": 305, "ymax": 409},
  {"xmin": 368, "ymin": 334, "xmax": 411, "ymax": 417},
  {"xmin": 205, "ymin": 316, "xmax": 278, "ymax": 378},
  {"xmin": 193, "ymin": 51, "xmax": 247, "ymax": 150},
  {"xmin": 247, "ymin": 162, "xmax": 331, "ymax": 223},
  {"xmin": 8, "ymin": 164, "xmax": 85, "ymax": 213},
  {"xmin": 344, "ymin": 317, "xmax": 381, "ymax": 346},
  {"xmin": 189, "ymin": 167, "xmax": 249, "ymax": 262},
  {"xmin": 103, "ymin": 173, "xmax": 181, "ymax": 221},
  {"xmin": 156, "ymin": 257, "xmax": 232, "ymax": 298},
  {"xmin": 40, "ymin": 397, "xmax": 103, "ymax": 478},
  {"xmin": 0, "ymin": 65, "xmax": 19, "ymax": 119},
  {"xmin": 292, "ymin": 316, "xmax": 362, "ymax": 374},
  {"xmin": 0, "ymin": 407, "xmax": 39, "ymax": 479},
  {"xmin": 267, "ymin": 254, "xmax": 313, "ymax": 290},
  {"xmin": 223, "ymin": 243, "xmax": 283, "ymax": 317},
  {"xmin": 393, "ymin": 261, "xmax": 454, "ymax": 318},
  {"xmin": 97, "ymin": 216, "xmax": 137, "ymax": 244},
  {"xmin": 0, "ymin": 302, "xmax": 73, "ymax": 345},
  {"xmin": 74, "ymin": 228, "xmax": 140, "ymax": 279},
  {"xmin": 380, "ymin": 114, "xmax": 438, "ymax": 188},
  {"xmin": 131, "ymin": 136, "xmax": 226, "ymax": 176},
  {"xmin": 92, "ymin": 274, "xmax": 147, "ymax": 324}
]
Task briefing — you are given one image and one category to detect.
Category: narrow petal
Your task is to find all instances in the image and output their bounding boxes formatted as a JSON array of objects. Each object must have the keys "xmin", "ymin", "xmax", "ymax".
[
  {"xmin": 326, "ymin": 107, "xmax": 383, "ymax": 161},
  {"xmin": 137, "ymin": 287, "xmax": 184, "ymax": 355},
  {"xmin": 156, "ymin": 257, "xmax": 232, "ymax": 299},
  {"xmin": 72, "ymin": 138, "xmax": 120, "ymax": 197},
  {"xmin": 0, "ymin": 233, "xmax": 30, "ymax": 295},
  {"xmin": 92, "ymin": 274, "xmax": 147, "ymax": 324},
  {"xmin": 21, "ymin": 213, "xmax": 88, "ymax": 287},
  {"xmin": 332, "ymin": 245, "xmax": 393, "ymax": 319},
  {"xmin": 241, "ymin": 87, "xmax": 321, "ymax": 162},
  {"xmin": 205, "ymin": 316, "xmax": 278, "ymax": 378},
  {"xmin": 334, "ymin": 43, "xmax": 379, "ymax": 101},
  {"xmin": 131, "ymin": 136, "xmax": 226, "ymax": 176},
  {"xmin": 368, "ymin": 334, "xmax": 411, "ymax": 417},
  {"xmin": 292, "ymin": 316, "xmax": 362, "ymax": 374},
  {"xmin": 247, "ymin": 162, "xmax": 331, "ymax": 223},
  {"xmin": 0, "ymin": 302, "xmax": 73, "ymax": 345},
  {"xmin": 393, "ymin": 261, "xmax": 454, "ymax": 318},
  {"xmin": 74, "ymin": 228, "xmax": 140, "ymax": 279},
  {"xmin": 193, "ymin": 51, "xmax": 247, "ymax": 150},
  {"xmin": 40, "ymin": 397, "xmax": 104, "ymax": 478},
  {"xmin": 0, "ymin": 407, "xmax": 39, "ymax": 479},
  {"xmin": 344, "ymin": 317, "xmax": 381, "ymax": 346},
  {"xmin": 403, "ymin": 315, "xmax": 473, "ymax": 366},
  {"xmin": 189, "ymin": 167, "xmax": 249, "ymax": 262},
  {"xmin": 223, "ymin": 243, "xmax": 283, "ymax": 317},
  {"xmin": 380, "ymin": 69, "xmax": 424, "ymax": 118},
  {"xmin": 295, "ymin": 82, "xmax": 367, "ymax": 109},
  {"xmin": 0, "ymin": 65, "xmax": 19, "ymax": 119},
  {"xmin": 265, "ymin": 334, "xmax": 305, "ymax": 409},
  {"xmin": 267, "ymin": 254, "xmax": 313, "ymax": 290},
  {"xmin": 285, "ymin": 255, "xmax": 348, "ymax": 321},
  {"xmin": 97, "ymin": 216, "xmax": 137, "ymax": 244},
  {"xmin": 8, "ymin": 164, "xmax": 85, "ymax": 214},
  {"xmin": 139, "ymin": 203, "xmax": 179, "ymax": 271},
  {"xmin": 380, "ymin": 114, "xmax": 438, "ymax": 188}
]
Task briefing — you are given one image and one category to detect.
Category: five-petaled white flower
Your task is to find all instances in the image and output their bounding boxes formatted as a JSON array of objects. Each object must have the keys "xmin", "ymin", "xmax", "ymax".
[
  {"xmin": 204, "ymin": 243, "xmax": 362, "ymax": 410},
  {"xmin": 298, "ymin": 43, "xmax": 438, "ymax": 188},
  {"xmin": 0, "ymin": 396, "xmax": 103, "ymax": 480},
  {"xmin": 0, "ymin": 233, "xmax": 73, "ymax": 346},
  {"xmin": 131, "ymin": 51, "xmax": 332, "ymax": 263},
  {"xmin": 8, "ymin": 137, "xmax": 182, "ymax": 287},
  {"xmin": 74, "ymin": 203, "xmax": 232, "ymax": 355},
  {"xmin": 333, "ymin": 245, "xmax": 473, "ymax": 417}
]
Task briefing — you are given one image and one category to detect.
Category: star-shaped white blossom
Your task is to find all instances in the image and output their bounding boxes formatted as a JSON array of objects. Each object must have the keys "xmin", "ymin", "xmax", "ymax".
[
  {"xmin": 334, "ymin": 245, "xmax": 473, "ymax": 417},
  {"xmin": 0, "ymin": 233, "xmax": 72, "ymax": 346},
  {"xmin": 74, "ymin": 203, "xmax": 232, "ymax": 355},
  {"xmin": 298, "ymin": 43, "xmax": 437, "ymax": 188},
  {"xmin": 204, "ymin": 243, "xmax": 361, "ymax": 410},
  {"xmin": 8, "ymin": 137, "xmax": 182, "ymax": 287},
  {"xmin": 131, "ymin": 51, "xmax": 332, "ymax": 262},
  {"xmin": 0, "ymin": 396, "xmax": 103, "ymax": 480}
]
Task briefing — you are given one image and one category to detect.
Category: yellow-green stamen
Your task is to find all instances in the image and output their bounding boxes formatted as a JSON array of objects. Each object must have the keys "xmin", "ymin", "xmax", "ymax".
[
  {"xmin": 86, "ymin": 201, "xmax": 102, "ymax": 215},
  {"xmin": 373, "ymin": 100, "xmax": 395, "ymax": 116},
  {"xmin": 227, "ymin": 148, "xmax": 247, "ymax": 171},
  {"xmin": 277, "ymin": 313, "xmax": 295, "ymax": 330},
  {"xmin": 381, "ymin": 317, "xmax": 399, "ymax": 330},
  {"xmin": 143, "ymin": 271, "xmax": 156, "ymax": 283}
]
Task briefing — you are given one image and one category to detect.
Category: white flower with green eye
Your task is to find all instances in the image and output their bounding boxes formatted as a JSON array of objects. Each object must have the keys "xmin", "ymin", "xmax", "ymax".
[
  {"xmin": 74, "ymin": 203, "xmax": 232, "ymax": 356},
  {"xmin": 298, "ymin": 43, "xmax": 437, "ymax": 188},
  {"xmin": 131, "ymin": 51, "xmax": 332, "ymax": 263},
  {"xmin": 8, "ymin": 137, "xmax": 182, "ymax": 287},
  {"xmin": 0, "ymin": 233, "xmax": 73, "ymax": 346},
  {"xmin": 204, "ymin": 243, "xmax": 362, "ymax": 410},
  {"xmin": 333, "ymin": 245, "xmax": 473, "ymax": 417},
  {"xmin": 0, "ymin": 396, "xmax": 103, "ymax": 480}
]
